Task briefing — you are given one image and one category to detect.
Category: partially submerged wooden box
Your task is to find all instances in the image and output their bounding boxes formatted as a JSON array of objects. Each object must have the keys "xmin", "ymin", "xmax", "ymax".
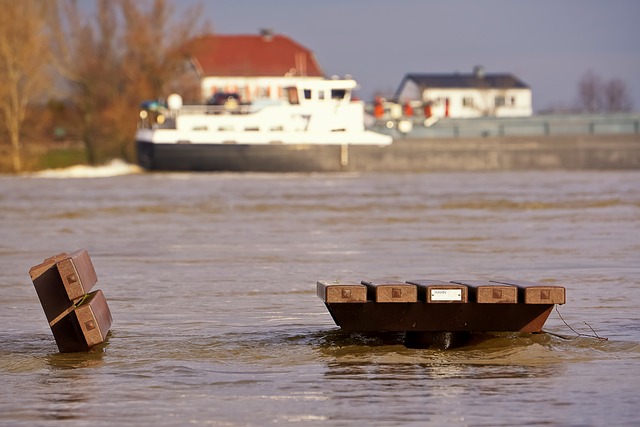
[
  {"xmin": 29, "ymin": 250, "xmax": 113, "ymax": 352},
  {"xmin": 318, "ymin": 278, "xmax": 566, "ymax": 334}
]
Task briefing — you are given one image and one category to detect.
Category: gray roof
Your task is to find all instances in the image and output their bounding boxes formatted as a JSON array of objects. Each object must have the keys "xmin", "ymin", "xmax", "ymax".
[{"xmin": 402, "ymin": 73, "xmax": 529, "ymax": 90}]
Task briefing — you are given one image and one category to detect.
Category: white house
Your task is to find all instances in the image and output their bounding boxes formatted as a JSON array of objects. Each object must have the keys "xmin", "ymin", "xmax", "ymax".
[{"xmin": 394, "ymin": 66, "xmax": 532, "ymax": 118}]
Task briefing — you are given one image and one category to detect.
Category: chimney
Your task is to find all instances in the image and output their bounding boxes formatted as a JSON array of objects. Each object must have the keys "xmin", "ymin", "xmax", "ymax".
[
  {"xmin": 473, "ymin": 65, "xmax": 485, "ymax": 79},
  {"xmin": 260, "ymin": 28, "xmax": 273, "ymax": 41}
]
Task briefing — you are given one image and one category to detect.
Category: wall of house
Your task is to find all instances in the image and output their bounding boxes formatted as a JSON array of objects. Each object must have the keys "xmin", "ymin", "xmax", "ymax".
[
  {"xmin": 421, "ymin": 88, "xmax": 532, "ymax": 118},
  {"xmin": 396, "ymin": 79, "xmax": 533, "ymax": 119},
  {"xmin": 396, "ymin": 80, "xmax": 421, "ymax": 101}
]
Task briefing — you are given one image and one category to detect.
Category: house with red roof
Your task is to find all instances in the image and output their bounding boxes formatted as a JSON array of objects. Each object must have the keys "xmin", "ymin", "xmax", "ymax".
[{"xmin": 184, "ymin": 29, "xmax": 325, "ymax": 103}]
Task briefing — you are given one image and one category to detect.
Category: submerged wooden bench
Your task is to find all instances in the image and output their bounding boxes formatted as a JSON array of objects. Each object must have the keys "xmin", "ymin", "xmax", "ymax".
[
  {"xmin": 29, "ymin": 249, "xmax": 113, "ymax": 353},
  {"xmin": 317, "ymin": 278, "xmax": 565, "ymax": 348}
]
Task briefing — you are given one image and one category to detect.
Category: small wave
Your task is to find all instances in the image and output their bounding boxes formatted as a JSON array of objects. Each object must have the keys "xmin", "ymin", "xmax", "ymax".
[
  {"xmin": 440, "ymin": 198, "xmax": 633, "ymax": 210},
  {"xmin": 29, "ymin": 159, "xmax": 143, "ymax": 178}
]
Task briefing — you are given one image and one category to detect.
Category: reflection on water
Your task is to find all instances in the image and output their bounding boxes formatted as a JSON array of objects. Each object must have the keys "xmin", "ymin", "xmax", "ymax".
[
  {"xmin": 1, "ymin": 170, "xmax": 639, "ymax": 425},
  {"xmin": 45, "ymin": 346, "xmax": 107, "ymax": 371}
]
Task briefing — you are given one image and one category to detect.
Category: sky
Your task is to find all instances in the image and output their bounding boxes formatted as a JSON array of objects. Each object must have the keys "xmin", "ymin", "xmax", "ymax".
[{"xmin": 169, "ymin": 0, "xmax": 639, "ymax": 112}]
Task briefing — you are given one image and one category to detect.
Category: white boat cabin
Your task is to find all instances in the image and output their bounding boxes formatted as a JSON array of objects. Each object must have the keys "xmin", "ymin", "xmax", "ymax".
[{"xmin": 137, "ymin": 77, "xmax": 392, "ymax": 146}]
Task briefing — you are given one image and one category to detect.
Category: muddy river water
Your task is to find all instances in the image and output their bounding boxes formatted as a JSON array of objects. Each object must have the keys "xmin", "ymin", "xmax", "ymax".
[{"xmin": 1, "ymin": 169, "xmax": 639, "ymax": 425}]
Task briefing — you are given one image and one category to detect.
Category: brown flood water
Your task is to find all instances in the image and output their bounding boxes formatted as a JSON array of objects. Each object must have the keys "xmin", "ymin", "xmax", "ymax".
[{"xmin": 1, "ymin": 168, "xmax": 639, "ymax": 426}]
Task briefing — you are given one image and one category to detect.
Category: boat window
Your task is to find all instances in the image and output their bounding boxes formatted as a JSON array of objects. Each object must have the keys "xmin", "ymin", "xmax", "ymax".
[
  {"xmin": 304, "ymin": 89, "xmax": 312, "ymax": 100},
  {"xmin": 331, "ymin": 89, "xmax": 347, "ymax": 100},
  {"xmin": 286, "ymin": 87, "xmax": 299, "ymax": 104}
]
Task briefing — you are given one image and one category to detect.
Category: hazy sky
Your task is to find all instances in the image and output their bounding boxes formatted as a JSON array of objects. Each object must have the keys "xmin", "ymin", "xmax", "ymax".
[{"xmin": 171, "ymin": 0, "xmax": 639, "ymax": 112}]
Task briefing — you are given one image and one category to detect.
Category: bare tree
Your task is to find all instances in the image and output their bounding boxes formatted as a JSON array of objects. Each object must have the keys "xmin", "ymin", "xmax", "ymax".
[
  {"xmin": 603, "ymin": 78, "xmax": 633, "ymax": 113},
  {"xmin": 577, "ymin": 70, "xmax": 633, "ymax": 113},
  {"xmin": 0, "ymin": 0, "xmax": 51, "ymax": 172},
  {"xmin": 114, "ymin": 0, "xmax": 207, "ymax": 158},
  {"xmin": 50, "ymin": 0, "xmax": 207, "ymax": 164},
  {"xmin": 119, "ymin": 0, "xmax": 206, "ymax": 99},
  {"xmin": 577, "ymin": 70, "xmax": 604, "ymax": 113},
  {"xmin": 49, "ymin": 0, "xmax": 122, "ymax": 164}
]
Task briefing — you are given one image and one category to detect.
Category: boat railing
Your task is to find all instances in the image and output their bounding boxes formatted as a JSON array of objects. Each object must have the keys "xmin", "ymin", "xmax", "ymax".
[
  {"xmin": 178, "ymin": 104, "xmax": 255, "ymax": 116},
  {"xmin": 137, "ymin": 101, "xmax": 268, "ymax": 130}
]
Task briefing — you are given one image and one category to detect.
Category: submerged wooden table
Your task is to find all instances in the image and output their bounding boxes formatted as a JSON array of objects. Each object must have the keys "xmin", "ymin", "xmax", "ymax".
[{"xmin": 317, "ymin": 278, "xmax": 565, "ymax": 348}]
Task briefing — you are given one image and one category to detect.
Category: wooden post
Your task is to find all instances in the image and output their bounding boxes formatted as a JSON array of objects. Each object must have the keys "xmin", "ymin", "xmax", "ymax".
[
  {"xmin": 361, "ymin": 280, "xmax": 417, "ymax": 303},
  {"xmin": 317, "ymin": 281, "xmax": 367, "ymax": 303},
  {"xmin": 450, "ymin": 280, "xmax": 518, "ymax": 303},
  {"xmin": 29, "ymin": 250, "xmax": 113, "ymax": 353},
  {"xmin": 489, "ymin": 279, "xmax": 566, "ymax": 304}
]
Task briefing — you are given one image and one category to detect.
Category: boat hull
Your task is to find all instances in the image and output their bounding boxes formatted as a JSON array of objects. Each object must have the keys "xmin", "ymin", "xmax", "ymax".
[{"xmin": 136, "ymin": 140, "xmax": 379, "ymax": 172}]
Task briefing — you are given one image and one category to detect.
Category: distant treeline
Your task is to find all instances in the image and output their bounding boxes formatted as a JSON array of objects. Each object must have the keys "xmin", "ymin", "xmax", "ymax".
[{"xmin": 0, "ymin": 0, "xmax": 208, "ymax": 173}]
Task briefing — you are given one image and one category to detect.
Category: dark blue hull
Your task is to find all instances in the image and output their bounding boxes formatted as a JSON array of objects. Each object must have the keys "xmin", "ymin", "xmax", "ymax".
[{"xmin": 136, "ymin": 140, "xmax": 377, "ymax": 172}]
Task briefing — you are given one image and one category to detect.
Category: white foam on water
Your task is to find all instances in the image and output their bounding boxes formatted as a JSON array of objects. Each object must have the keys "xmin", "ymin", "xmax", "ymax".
[{"xmin": 29, "ymin": 159, "xmax": 143, "ymax": 178}]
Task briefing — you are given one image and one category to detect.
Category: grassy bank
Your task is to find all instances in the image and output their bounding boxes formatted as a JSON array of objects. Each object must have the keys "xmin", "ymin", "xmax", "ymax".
[{"xmin": 0, "ymin": 142, "xmax": 89, "ymax": 174}]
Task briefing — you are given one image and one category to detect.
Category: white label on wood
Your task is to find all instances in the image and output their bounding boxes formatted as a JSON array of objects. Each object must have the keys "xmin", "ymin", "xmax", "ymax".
[{"xmin": 431, "ymin": 289, "xmax": 462, "ymax": 301}]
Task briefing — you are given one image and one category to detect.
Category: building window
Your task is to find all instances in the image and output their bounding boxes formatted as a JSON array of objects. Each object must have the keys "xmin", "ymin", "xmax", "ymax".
[
  {"xmin": 304, "ymin": 89, "xmax": 312, "ymax": 100},
  {"xmin": 462, "ymin": 97, "xmax": 474, "ymax": 107},
  {"xmin": 495, "ymin": 96, "xmax": 506, "ymax": 107}
]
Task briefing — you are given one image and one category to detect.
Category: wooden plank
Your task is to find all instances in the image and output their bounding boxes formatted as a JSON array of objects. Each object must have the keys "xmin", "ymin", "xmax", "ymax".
[
  {"xmin": 316, "ymin": 281, "xmax": 367, "ymax": 303},
  {"xmin": 361, "ymin": 280, "xmax": 417, "ymax": 303},
  {"xmin": 406, "ymin": 279, "xmax": 468, "ymax": 303},
  {"xmin": 490, "ymin": 279, "xmax": 566, "ymax": 304},
  {"xmin": 29, "ymin": 249, "xmax": 98, "ymax": 323},
  {"xmin": 30, "ymin": 259, "xmax": 75, "ymax": 324},
  {"xmin": 49, "ymin": 291, "xmax": 113, "ymax": 353},
  {"xmin": 75, "ymin": 290, "xmax": 113, "ymax": 347},
  {"xmin": 56, "ymin": 249, "xmax": 98, "ymax": 301},
  {"xmin": 450, "ymin": 280, "xmax": 518, "ymax": 303},
  {"xmin": 50, "ymin": 311, "xmax": 91, "ymax": 352},
  {"xmin": 28, "ymin": 252, "xmax": 68, "ymax": 281}
]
